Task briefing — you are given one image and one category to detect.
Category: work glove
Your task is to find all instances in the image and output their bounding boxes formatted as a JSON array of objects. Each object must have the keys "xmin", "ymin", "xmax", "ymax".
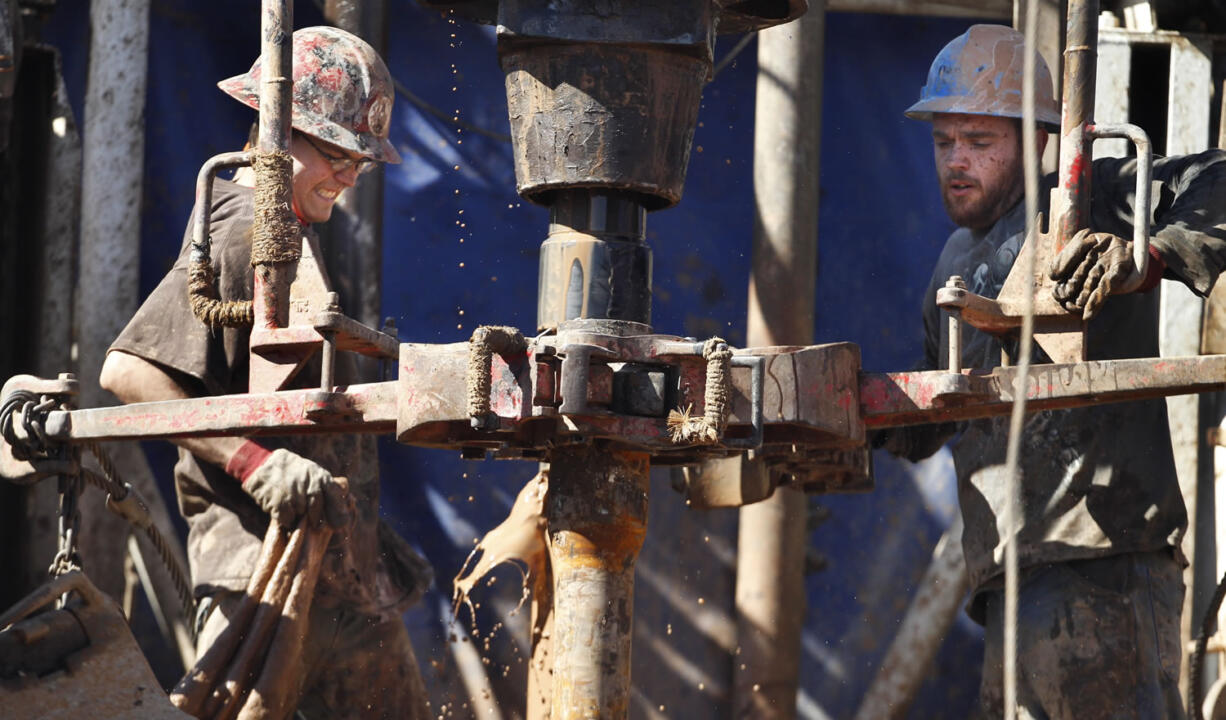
[
  {"xmin": 227, "ymin": 443, "xmax": 352, "ymax": 528},
  {"xmin": 1048, "ymin": 229, "xmax": 1160, "ymax": 321}
]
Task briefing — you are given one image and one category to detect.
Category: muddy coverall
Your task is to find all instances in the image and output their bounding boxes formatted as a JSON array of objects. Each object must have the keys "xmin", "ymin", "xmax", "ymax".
[
  {"xmin": 880, "ymin": 150, "xmax": 1226, "ymax": 719},
  {"xmin": 109, "ymin": 178, "xmax": 433, "ymax": 719}
]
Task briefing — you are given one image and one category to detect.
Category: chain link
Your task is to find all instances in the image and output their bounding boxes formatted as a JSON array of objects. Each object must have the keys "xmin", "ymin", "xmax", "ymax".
[{"xmin": 49, "ymin": 463, "xmax": 84, "ymax": 577}]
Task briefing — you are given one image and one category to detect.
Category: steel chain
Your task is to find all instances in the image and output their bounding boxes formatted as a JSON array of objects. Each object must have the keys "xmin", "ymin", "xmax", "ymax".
[{"xmin": 49, "ymin": 466, "xmax": 84, "ymax": 577}]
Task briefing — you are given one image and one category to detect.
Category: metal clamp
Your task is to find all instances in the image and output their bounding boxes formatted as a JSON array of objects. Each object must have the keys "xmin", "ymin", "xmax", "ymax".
[{"xmin": 724, "ymin": 355, "xmax": 764, "ymax": 450}]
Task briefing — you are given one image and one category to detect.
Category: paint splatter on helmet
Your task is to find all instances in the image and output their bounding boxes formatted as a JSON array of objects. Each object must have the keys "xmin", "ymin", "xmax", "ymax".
[
  {"xmin": 219, "ymin": 26, "xmax": 401, "ymax": 163},
  {"xmin": 905, "ymin": 24, "xmax": 1061, "ymax": 130}
]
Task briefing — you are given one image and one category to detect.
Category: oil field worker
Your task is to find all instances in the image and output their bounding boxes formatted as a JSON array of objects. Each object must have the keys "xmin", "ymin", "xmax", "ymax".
[
  {"xmin": 98, "ymin": 27, "xmax": 432, "ymax": 719},
  {"xmin": 875, "ymin": 24, "xmax": 1226, "ymax": 718}
]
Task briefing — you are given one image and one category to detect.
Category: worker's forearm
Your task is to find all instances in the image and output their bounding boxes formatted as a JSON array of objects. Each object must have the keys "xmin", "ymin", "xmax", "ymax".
[{"xmin": 99, "ymin": 350, "xmax": 254, "ymax": 470}]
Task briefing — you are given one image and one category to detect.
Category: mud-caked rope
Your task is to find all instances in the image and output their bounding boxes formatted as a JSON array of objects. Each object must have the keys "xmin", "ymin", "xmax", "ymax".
[
  {"xmin": 467, "ymin": 326, "xmax": 528, "ymax": 427},
  {"xmin": 187, "ymin": 250, "xmax": 255, "ymax": 328},
  {"xmin": 187, "ymin": 148, "xmax": 296, "ymax": 328},
  {"xmin": 251, "ymin": 149, "xmax": 300, "ymax": 265},
  {"xmin": 668, "ymin": 337, "xmax": 734, "ymax": 445}
]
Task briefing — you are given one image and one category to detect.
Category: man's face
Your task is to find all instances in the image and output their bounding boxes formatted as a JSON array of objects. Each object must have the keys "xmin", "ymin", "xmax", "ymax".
[
  {"xmin": 289, "ymin": 133, "xmax": 363, "ymax": 224},
  {"xmin": 931, "ymin": 114, "xmax": 1025, "ymax": 232}
]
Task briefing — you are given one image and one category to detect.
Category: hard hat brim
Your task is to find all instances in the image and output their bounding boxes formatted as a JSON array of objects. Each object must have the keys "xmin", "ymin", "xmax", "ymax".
[
  {"xmin": 904, "ymin": 95, "xmax": 1061, "ymax": 130},
  {"xmin": 219, "ymin": 74, "xmax": 403, "ymax": 165}
]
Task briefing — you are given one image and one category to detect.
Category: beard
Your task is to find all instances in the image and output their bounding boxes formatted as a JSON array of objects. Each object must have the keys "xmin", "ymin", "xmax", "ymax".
[{"xmin": 939, "ymin": 160, "xmax": 1024, "ymax": 233}]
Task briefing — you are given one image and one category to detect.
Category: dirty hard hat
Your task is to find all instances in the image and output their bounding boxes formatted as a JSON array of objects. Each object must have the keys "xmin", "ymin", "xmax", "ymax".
[
  {"xmin": 219, "ymin": 26, "xmax": 401, "ymax": 164},
  {"xmin": 904, "ymin": 24, "xmax": 1060, "ymax": 130}
]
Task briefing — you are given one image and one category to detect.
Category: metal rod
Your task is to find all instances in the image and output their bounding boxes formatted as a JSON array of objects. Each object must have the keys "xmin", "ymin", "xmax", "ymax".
[
  {"xmin": 545, "ymin": 445, "xmax": 649, "ymax": 719},
  {"xmin": 191, "ymin": 151, "xmax": 254, "ymax": 259},
  {"xmin": 251, "ymin": 0, "xmax": 294, "ymax": 332},
  {"xmin": 1053, "ymin": 0, "xmax": 1098, "ymax": 248},
  {"xmin": 1087, "ymin": 122, "xmax": 1152, "ymax": 288}
]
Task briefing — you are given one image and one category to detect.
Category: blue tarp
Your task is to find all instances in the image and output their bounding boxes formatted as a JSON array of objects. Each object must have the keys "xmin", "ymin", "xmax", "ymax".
[{"xmin": 46, "ymin": 4, "xmax": 984, "ymax": 717}]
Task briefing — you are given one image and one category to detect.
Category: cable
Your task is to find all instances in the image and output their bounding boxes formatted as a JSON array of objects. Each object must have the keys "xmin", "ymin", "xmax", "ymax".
[
  {"xmin": 1002, "ymin": 4, "xmax": 1043, "ymax": 717},
  {"xmin": 82, "ymin": 443, "xmax": 198, "ymax": 642}
]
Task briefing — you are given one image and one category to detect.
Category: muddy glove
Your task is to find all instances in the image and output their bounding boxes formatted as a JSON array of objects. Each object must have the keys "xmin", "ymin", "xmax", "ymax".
[
  {"xmin": 1049, "ymin": 229, "xmax": 1163, "ymax": 321},
  {"xmin": 226, "ymin": 442, "xmax": 351, "ymax": 528}
]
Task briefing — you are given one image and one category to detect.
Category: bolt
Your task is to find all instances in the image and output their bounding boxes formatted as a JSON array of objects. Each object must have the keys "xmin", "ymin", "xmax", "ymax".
[
  {"xmin": 325, "ymin": 292, "xmax": 341, "ymax": 312},
  {"xmin": 946, "ymin": 277, "xmax": 964, "ymax": 373}
]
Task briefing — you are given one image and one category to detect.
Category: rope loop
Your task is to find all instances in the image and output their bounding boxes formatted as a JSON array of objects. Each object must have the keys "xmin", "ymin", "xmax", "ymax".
[
  {"xmin": 668, "ymin": 337, "xmax": 733, "ymax": 445},
  {"xmin": 467, "ymin": 326, "xmax": 527, "ymax": 429}
]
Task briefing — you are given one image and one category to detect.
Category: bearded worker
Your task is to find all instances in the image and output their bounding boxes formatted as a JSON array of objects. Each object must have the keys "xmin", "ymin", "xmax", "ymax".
[
  {"xmin": 99, "ymin": 27, "xmax": 432, "ymax": 719},
  {"xmin": 876, "ymin": 24, "xmax": 1226, "ymax": 718}
]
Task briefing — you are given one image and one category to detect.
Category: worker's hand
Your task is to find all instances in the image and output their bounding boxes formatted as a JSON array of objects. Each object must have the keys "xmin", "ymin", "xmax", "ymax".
[
  {"xmin": 1048, "ymin": 229, "xmax": 1136, "ymax": 321},
  {"xmin": 234, "ymin": 446, "xmax": 351, "ymax": 528}
]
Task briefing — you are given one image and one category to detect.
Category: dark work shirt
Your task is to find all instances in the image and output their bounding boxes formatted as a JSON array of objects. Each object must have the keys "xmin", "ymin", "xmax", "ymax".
[
  {"xmin": 110, "ymin": 179, "xmax": 421, "ymax": 615},
  {"xmin": 918, "ymin": 151, "xmax": 1226, "ymax": 595}
]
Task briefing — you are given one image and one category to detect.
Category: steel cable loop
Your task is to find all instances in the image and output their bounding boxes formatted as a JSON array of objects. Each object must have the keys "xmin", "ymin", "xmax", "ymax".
[
  {"xmin": 81, "ymin": 443, "xmax": 198, "ymax": 640},
  {"xmin": 1, "ymin": 389, "xmax": 41, "ymax": 458}
]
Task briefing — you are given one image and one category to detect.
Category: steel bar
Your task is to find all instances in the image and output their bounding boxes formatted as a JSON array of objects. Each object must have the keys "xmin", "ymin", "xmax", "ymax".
[
  {"xmin": 23, "ymin": 353, "xmax": 1226, "ymax": 446},
  {"xmin": 42, "ymin": 382, "xmax": 397, "ymax": 442},
  {"xmin": 860, "ymin": 355, "xmax": 1226, "ymax": 428}
]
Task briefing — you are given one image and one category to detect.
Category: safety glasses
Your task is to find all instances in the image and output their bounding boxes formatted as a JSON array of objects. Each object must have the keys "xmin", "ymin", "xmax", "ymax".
[{"xmin": 301, "ymin": 133, "xmax": 379, "ymax": 176}]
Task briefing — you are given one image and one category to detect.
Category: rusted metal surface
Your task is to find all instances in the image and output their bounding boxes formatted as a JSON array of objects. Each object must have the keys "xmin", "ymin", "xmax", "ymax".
[
  {"xmin": 1053, "ymin": 0, "xmax": 1096, "ymax": 249},
  {"xmin": 249, "ymin": 0, "xmax": 296, "ymax": 395},
  {"xmin": 0, "ymin": 570, "xmax": 191, "ymax": 719},
  {"xmin": 545, "ymin": 445, "xmax": 648, "ymax": 719},
  {"xmin": 859, "ymin": 355, "xmax": 1226, "ymax": 428},
  {"xmin": 503, "ymin": 44, "xmax": 708, "ymax": 210},
  {"xmin": 40, "ymin": 382, "xmax": 397, "ymax": 442},
  {"xmin": 396, "ymin": 333, "xmax": 863, "ymax": 456}
]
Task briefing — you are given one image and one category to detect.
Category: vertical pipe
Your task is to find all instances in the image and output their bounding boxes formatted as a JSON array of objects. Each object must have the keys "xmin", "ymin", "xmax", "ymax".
[
  {"xmin": 545, "ymin": 445, "xmax": 649, "ymax": 719},
  {"xmin": 733, "ymin": 4, "xmax": 823, "ymax": 719},
  {"xmin": 251, "ymin": 0, "xmax": 294, "ymax": 332},
  {"xmin": 75, "ymin": 0, "xmax": 151, "ymax": 601},
  {"xmin": 1053, "ymin": 0, "xmax": 1098, "ymax": 248}
]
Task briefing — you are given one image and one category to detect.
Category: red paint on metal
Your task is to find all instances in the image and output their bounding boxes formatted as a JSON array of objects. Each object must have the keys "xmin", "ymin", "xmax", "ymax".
[{"xmin": 1064, "ymin": 149, "xmax": 1086, "ymax": 190}]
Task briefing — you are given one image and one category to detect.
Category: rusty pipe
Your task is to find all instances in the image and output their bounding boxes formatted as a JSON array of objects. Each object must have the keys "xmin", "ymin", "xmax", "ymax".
[
  {"xmin": 252, "ymin": 0, "xmax": 295, "ymax": 332},
  {"xmin": 545, "ymin": 445, "xmax": 649, "ymax": 719},
  {"xmin": 1053, "ymin": 0, "xmax": 1098, "ymax": 248},
  {"xmin": 191, "ymin": 152, "xmax": 255, "ymax": 259}
]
